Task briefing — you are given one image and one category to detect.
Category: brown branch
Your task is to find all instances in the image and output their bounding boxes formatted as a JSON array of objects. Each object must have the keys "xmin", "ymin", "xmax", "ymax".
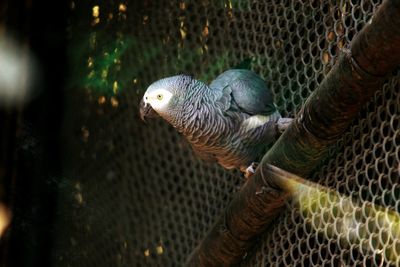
[{"xmin": 186, "ymin": 0, "xmax": 400, "ymax": 266}]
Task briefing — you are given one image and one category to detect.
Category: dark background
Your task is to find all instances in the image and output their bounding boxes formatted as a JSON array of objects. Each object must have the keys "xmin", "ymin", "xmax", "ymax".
[{"xmin": 0, "ymin": 0, "xmax": 69, "ymax": 266}]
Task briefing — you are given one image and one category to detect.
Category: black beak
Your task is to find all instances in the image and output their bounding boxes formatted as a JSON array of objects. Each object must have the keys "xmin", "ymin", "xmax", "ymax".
[{"xmin": 139, "ymin": 98, "xmax": 158, "ymax": 122}]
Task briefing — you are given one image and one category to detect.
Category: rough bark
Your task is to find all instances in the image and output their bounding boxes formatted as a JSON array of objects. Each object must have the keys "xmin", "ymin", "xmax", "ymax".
[{"xmin": 186, "ymin": 0, "xmax": 400, "ymax": 266}]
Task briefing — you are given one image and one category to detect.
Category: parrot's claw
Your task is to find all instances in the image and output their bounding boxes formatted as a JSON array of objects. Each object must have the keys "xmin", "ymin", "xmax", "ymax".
[
  {"xmin": 277, "ymin": 118, "xmax": 293, "ymax": 134},
  {"xmin": 244, "ymin": 162, "xmax": 259, "ymax": 179}
]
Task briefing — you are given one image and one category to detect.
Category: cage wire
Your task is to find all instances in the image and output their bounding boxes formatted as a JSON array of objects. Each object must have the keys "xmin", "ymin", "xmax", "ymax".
[{"xmin": 52, "ymin": 0, "xmax": 400, "ymax": 266}]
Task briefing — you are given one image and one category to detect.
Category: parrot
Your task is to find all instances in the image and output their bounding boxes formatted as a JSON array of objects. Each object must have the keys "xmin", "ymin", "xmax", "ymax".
[{"xmin": 139, "ymin": 69, "xmax": 292, "ymax": 177}]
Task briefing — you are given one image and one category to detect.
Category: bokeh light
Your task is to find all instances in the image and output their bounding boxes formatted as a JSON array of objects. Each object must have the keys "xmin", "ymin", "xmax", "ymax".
[
  {"xmin": 0, "ymin": 203, "xmax": 11, "ymax": 238},
  {"xmin": 0, "ymin": 34, "xmax": 36, "ymax": 106}
]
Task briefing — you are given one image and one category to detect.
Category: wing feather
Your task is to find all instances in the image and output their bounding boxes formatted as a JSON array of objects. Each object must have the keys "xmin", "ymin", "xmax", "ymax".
[{"xmin": 210, "ymin": 69, "xmax": 276, "ymax": 115}]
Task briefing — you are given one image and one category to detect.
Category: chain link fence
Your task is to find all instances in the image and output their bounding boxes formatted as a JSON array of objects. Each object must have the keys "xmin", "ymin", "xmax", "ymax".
[{"xmin": 52, "ymin": 0, "xmax": 399, "ymax": 266}]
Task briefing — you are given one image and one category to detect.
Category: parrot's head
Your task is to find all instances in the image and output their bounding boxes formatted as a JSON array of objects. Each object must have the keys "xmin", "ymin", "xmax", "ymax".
[{"xmin": 140, "ymin": 75, "xmax": 197, "ymax": 126}]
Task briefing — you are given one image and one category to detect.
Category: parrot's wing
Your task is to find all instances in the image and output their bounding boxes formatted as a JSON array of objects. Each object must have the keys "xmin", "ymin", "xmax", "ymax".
[{"xmin": 210, "ymin": 69, "xmax": 276, "ymax": 115}]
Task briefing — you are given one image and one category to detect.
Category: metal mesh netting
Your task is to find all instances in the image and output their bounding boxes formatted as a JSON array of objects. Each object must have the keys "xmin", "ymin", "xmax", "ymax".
[{"xmin": 52, "ymin": 0, "xmax": 399, "ymax": 266}]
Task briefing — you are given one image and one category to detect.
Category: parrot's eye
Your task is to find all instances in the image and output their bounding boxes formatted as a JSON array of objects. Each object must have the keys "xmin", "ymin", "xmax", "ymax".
[{"xmin": 157, "ymin": 94, "xmax": 163, "ymax": 100}]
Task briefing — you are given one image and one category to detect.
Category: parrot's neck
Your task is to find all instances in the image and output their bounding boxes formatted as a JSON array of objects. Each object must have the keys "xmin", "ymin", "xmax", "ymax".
[
  {"xmin": 175, "ymin": 82, "xmax": 216, "ymax": 136},
  {"xmin": 178, "ymin": 86, "xmax": 228, "ymax": 149}
]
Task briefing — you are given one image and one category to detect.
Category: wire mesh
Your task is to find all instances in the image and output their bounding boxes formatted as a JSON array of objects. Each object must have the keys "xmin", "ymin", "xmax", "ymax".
[{"xmin": 53, "ymin": 0, "xmax": 399, "ymax": 266}]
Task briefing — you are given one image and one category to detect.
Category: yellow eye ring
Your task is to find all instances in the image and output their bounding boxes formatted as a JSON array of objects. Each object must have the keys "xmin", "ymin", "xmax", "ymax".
[{"xmin": 157, "ymin": 94, "xmax": 163, "ymax": 100}]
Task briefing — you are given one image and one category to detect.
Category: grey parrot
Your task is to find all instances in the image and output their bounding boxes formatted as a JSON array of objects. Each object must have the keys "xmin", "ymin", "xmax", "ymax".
[{"xmin": 139, "ymin": 69, "xmax": 292, "ymax": 177}]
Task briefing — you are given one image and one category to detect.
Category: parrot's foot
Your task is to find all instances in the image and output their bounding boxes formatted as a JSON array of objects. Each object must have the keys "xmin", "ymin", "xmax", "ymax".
[
  {"xmin": 244, "ymin": 162, "xmax": 259, "ymax": 179},
  {"xmin": 277, "ymin": 118, "xmax": 293, "ymax": 134}
]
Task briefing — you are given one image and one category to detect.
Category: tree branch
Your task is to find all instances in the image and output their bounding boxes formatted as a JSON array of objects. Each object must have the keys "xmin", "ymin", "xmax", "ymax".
[{"xmin": 186, "ymin": 0, "xmax": 400, "ymax": 266}]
